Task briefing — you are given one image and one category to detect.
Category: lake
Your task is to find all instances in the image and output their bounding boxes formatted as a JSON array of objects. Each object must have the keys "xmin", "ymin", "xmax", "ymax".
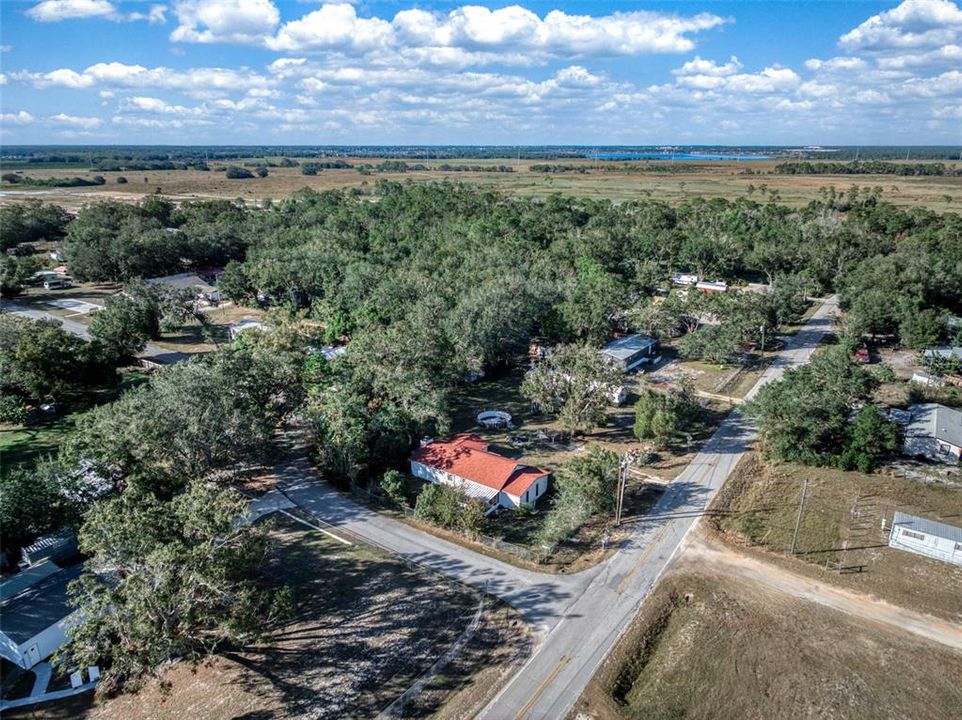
[{"xmin": 586, "ymin": 152, "xmax": 774, "ymax": 161}]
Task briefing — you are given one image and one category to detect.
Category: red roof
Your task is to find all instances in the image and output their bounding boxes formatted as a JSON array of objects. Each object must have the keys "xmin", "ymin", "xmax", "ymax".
[{"xmin": 411, "ymin": 434, "xmax": 547, "ymax": 498}]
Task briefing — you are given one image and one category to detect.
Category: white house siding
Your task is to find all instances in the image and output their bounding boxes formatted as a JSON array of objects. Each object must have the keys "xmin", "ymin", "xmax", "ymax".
[
  {"xmin": 889, "ymin": 526, "xmax": 962, "ymax": 567},
  {"xmin": 501, "ymin": 476, "xmax": 549, "ymax": 510},
  {"xmin": 409, "ymin": 461, "xmax": 500, "ymax": 504},
  {"xmin": 0, "ymin": 632, "xmax": 20, "ymax": 668}
]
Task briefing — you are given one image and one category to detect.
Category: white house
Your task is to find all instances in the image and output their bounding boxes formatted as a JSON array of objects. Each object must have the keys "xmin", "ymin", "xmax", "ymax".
[
  {"xmin": 410, "ymin": 434, "xmax": 549, "ymax": 511},
  {"xmin": 0, "ymin": 560, "xmax": 84, "ymax": 669},
  {"xmin": 696, "ymin": 280, "xmax": 728, "ymax": 293},
  {"xmin": 601, "ymin": 335, "xmax": 660, "ymax": 372},
  {"xmin": 888, "ymin": 512, "xmax": 962, "ymax": 566},
  {"xmin": 902, "ymin": 403, "xmax": 962, "ymax": 464}
]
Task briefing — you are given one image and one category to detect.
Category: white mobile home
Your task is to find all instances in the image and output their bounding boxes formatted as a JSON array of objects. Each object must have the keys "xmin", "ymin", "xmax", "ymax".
[
  {"xmin": 902, "ymin": 403, "xmax": 962, "ymax": 464},
  {"xmin": 0, "ymin": 561, "xmax": 84, "ymax": 669},
  {"xmin": 888, "ymin": 512, "xmax": 962, "ymax": 566}
]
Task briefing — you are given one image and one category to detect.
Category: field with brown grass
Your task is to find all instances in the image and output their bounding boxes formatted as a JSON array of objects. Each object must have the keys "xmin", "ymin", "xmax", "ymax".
[
  {"xmin": 4, "ymin": 158, "xmax": 961, "ymax": 212},
  {"xmin": 710, "ymin": 452, "xmax": 962, "ymax": 621},
  {"xmin": 574, "ymin": 568, "xmax": 962, "ymax": 720}
]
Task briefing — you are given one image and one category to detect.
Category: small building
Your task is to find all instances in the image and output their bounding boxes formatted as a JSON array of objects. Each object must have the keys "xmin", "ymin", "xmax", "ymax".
[
  {"xmin": 601, "ymin": 334, "xmax": 660, "ymax": 372},
  {"xmin": 672, "ymin": 273, "xmax": 698, "ymax": 286},
  {"xmin": 146, "ymin": 273, "xmax": 222, "ymax": 303},
  {"xmin": 20, "ymin": 530, "xmax": 78, "ymax": 568},
  {"xmin": 228, "ymin": 319, "xmax": 265, "ymax": 340},
  {"xmin": 0, "ymin": 560, "xmax": 84, "ymax": 669},
  {"xmin": 888, "ymin": 512, "xmax": 962, "ymax": 566},
  {"xmin": 410, "ymin": 434, "xmax": 549, "ymax": 511},
  {"xmin": 696, "ymin": 280, "xmax": 728, "ymax": 294},
  {"xmin": 910, "ymin": 371, "xmax": 944, "ymax": 388},
  {"xmin": 922, "ymin": 346, "xmax": 962, "ymax": 363},
  {"xmin": 902, "ymin": 403, "xmax": 962, "ymax": 464}
]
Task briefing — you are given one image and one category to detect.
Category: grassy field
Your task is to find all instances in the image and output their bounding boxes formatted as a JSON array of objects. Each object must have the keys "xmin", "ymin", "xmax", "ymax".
[
  {"xmin": 8, "ymin": 514, "xmax": 528, "ymax": 719},
  {"xmin": 710, "ymin": 452, "xmax": 962, "ymax": 621},
  {"xmin": 574, "ymin": 570, "xmax": 962, "ymax": 720},
  {"xmin": 3, "ymin": 158, "xmax": 961, "ymax": 212}
]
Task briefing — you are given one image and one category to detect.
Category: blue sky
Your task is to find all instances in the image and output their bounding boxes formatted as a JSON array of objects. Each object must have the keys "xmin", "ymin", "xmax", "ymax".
[{"xmin": 1, "ymin": 0, "xmax": 961, "ymax": 145}]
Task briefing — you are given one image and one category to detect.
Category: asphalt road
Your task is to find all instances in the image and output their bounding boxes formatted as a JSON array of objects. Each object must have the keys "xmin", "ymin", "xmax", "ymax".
[
  {"xmin": 1, "ymin": 302, "xmax": 191, "ymax": 364},
  {"xmin": 278, "ymin": 295, "xmax": 840, "ymax": 719}
]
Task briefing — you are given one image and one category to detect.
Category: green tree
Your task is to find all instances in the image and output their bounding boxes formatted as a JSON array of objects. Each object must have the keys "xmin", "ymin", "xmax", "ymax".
[
  {"xmin": 535, "ymin": 446, "xmax": 617, "ymax": 547},
  {"xmin": 0, "ymin": 315, "xmax": 95, "ymax": 401},
  {"xmin": 522, "ymin": 344, "xmax": 623, "ymax": 434},
  {"xmin": 61, "ymin": 481, "xmax": 290, "ymax": 692},
  {"xmin": 746, "ymin": 344, "xmax": 876, "ymax": 466},
  {"xmin": 838, "ymin": 405, "xmax": 901, "ymax": 472},
  {"xmin": 88, "ymin": 293, "xmax": 157, "ymax": 362},
  {"xmin": 0, "ymin": 254, "xmax": 42, "ymax": 297},
  {"xmin": 556, "ymin": 257, "xmax": 627, "ymax": 343},
  {"xmin": 0, "ymin": 460, "xmax": 70, "ymax": 555}
]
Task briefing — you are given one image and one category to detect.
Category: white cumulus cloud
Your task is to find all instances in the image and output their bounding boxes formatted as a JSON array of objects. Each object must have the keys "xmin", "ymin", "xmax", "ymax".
[
  {"xmin": 171, "ymin": 0, "xmax": 280, "ymax": 43},
  {"xmin": 50, "ymin": 112, "xmax": 103, "ymax": 129},
  {"xmin": 839, "ymin": 0, "xmax": 962, "ymax": 52},
  {"xmin": 2, "ymin": 111, "xmax": 36, "ymax": 125},
  {"xmin": 27, "ymin": 0, "xmax": 167, "ymax": 23}
]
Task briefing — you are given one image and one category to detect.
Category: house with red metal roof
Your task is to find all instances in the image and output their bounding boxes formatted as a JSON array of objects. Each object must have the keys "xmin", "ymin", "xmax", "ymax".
[{"xmin": 410, "ymin": 434, "xmax": 550, "ymax": 511}]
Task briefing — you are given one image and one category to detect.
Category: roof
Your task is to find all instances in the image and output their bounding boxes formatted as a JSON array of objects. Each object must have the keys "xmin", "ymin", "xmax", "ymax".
[
  {"xmin": 892, "ymin": 512, "xmax": 962, "ymax": 544},
  {"xmin": 602, "ymin": 334, "xmax": 658, "ymax": 362},
  {"xmin": 412, "ymin": 434, "xmax": 547, "ymax": 497},
  {"xmin": 922, "ymin": 347, "xmax": 962, "ymax": 361},
  {"xmin": 230, "ymin": 319, "xmax": 264, "ymax": 332},
  {"xmin": 145, "ymin": 273, "xmax": 215, "ymax": 293},
  {"xmin": 907, "ymin": 403, "xmax": 962, "ymax": 448},
  {"xmin": 0, "ymin": 561, "xmax": 83, "ymax": 645},
  {"xmin": 22, "ymin": 529, "xmax": 77, "ymax": 564}
]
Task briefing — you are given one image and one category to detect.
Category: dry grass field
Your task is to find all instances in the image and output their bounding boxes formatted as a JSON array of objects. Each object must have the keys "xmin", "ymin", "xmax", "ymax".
[
  {"xmin": 710, "ymin": 452, "xmax": 962, "ymax": 622},
  {"xmin": 7, "ymin": 515, "xmax": 528, "ymax": 720},
  {"xmin": 574, "ymin": 568, "xmax": 962, "ymax": 720},
  {"xmin": 3, "ymin": 158, "xmax": 961, "ymax": 212}
]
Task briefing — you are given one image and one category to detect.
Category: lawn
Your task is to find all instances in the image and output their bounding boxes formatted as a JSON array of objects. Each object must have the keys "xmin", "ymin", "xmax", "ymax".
[
  {"xmin": 12, "ymin": 515, "xmax": 528, "ymax": 720},
  {"xmin": 575, "ymin": 570, "xmax": 962, "ymax": 720},
  {"xmin": 0, "ymin": 371, "xmax": 149, "ymax": 479},
  {"xmin": 710, "ymin": 452, "xmax": 962, "ymax": 621}
]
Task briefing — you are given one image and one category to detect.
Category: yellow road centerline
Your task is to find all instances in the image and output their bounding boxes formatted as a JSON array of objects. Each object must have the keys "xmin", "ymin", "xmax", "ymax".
[
  {"xmin": 615, "ymin": 521, "xmax": 673, "ymax": 595},
  {"xmin": 514, "ymin": 654, "xmax": 571, "ymax": 720}
]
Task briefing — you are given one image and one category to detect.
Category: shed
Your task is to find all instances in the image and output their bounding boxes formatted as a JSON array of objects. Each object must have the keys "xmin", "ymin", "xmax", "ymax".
[
  {"xmin": 21, "ymin": 529, "xmax": 78, "ymax": 568},
  {"xmin": 228, "ymin": 319, "xmax": 265, "ymax": 340},
  {"xmin": 696, "ymin": 280, "xmax": 728, "ymax": 293},
  {"xmin": 888, "ymin": 512, "xmax": 962, "ymax": 566},
  {"xmin": 902, "ymin": 403, "xmax": 962, "ymax": 464},
  {"xmin": 0, "ymin": 561, "xmax": 84, "ymax": 669},
  {"xmin": 601, "ymin": 334, "xmax": 659, "ymax": 372}
]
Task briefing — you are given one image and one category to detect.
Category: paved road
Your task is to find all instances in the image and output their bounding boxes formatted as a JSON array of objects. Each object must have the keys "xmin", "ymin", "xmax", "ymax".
[
  {"xmin": 279, "ymin": 296, "xmax": 839, "ymax": 719},
  {"xmin": 1, "ymin": 302, "xmax": 191, "ymax": 364}
]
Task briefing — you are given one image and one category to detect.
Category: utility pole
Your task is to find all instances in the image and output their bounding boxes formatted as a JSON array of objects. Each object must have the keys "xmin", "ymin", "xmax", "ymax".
[
  {"xmin": 790, "ymin": 477, "xmax": 809, "ymax": 554},
  {"xmin": 615, "ymin": 450, "xmax": 637, "ymax": 526}
]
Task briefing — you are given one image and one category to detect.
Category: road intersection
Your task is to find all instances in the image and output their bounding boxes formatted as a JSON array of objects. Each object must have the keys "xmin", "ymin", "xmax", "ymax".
[
  {"xmin": 281, "ymin": 296, "xmax": 840, "ymax": 719},
  {"xmin": 4, "ymin": 293, "xmax": 842, "ymax": 719}
]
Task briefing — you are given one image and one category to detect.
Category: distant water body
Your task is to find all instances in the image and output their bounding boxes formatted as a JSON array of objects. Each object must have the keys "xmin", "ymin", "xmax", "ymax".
[{"xmin": 586, "ymin": 152, "xmax": 773, "ymax": 161}]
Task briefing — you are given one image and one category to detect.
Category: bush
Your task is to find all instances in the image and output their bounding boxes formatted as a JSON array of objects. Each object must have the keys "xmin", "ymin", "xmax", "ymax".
[
  {"xmin": 116, "ymin": 176, "xmax": 128, "ymax": 184},
  {"xmin": 225, "ymin": 166, "xmax": 254, "ymax": 179},
  {"xmin": 379, "ymin": 469, "xmax": 409, "ymax": 508},
  {"xmin": 254, "ymin": 167, "xmax": 269, "ymax": 178},
  {"xmin": 414, "ymin": 483, "xmax": 486, "ymax": 535},
  {"xmin": 0, "ymin": 394, "xmax": 28, "ymax": 424},
  {"xmin": 535, "ymin": 446, "xmax": 618, "ymax": 547}
]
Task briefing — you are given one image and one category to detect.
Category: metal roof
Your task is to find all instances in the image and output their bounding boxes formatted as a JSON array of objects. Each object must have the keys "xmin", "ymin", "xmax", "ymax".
[
  {"xmin": 0, "ymin": 562, "xmax": 83, "ymax": 646},
  {"xmin": 602, "ymin": 334, "xmax": 658, "ymax": 361},
  {"xmin": 907, "ymin": 403, "xmax": 962, "ymax": 449},
  {"xmin": 892, "ymin": 512, "xmax": 962, "ymax": 544}
]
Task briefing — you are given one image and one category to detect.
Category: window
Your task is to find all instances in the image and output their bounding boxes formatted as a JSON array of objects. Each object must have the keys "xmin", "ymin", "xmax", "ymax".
[{"xmin": 901, "ymin": 529, "xmax": 925, "ymax": 541}]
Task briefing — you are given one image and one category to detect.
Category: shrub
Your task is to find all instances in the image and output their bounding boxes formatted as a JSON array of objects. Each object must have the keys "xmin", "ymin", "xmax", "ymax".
[
  {"xmin": 225, "ymin": 166, "xmax": 254, "ymax": 180},
  {"xmin": 379, "ymin": 469, "xmax": 409, "ymax": 508},
  {"xmin": 414, "ymin": 483, "xmax": 486, "ymax": 535}
]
